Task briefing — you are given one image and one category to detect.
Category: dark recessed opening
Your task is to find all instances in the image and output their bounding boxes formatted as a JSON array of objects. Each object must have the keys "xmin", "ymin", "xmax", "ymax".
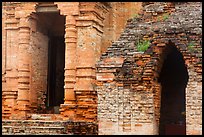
[
  {"xmin": 36, "ymin": 11, "xmax": 65, "ymax": 114},
  {"xmin": 47, "ymin": 36, "xmax": 65, "ymax": 112},
  {"xmin": 158, "ymin": 44, "xmax": 189, "ymax": 135}
]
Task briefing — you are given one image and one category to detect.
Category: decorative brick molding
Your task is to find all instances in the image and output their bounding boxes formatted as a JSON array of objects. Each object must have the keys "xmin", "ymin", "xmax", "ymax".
[{"xmin": 2, "ymin": 1, "xmax": 141, "ymax": 122}]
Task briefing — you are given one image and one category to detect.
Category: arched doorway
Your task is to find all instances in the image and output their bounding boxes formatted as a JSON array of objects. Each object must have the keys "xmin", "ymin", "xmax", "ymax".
[{"xmin": 158, "ymin": 43, "xmax": 189, "ymax": 135}]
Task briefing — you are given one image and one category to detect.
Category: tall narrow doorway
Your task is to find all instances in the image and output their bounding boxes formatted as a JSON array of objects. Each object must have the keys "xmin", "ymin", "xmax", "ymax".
[
  {"xmin": 47, "ymin": 35, "xmax": 65, "ymax": 113},
  {"xmin": 36, "ymin": 10, "xmax": 66, "ymax": 113},
  {"xmin": 46, "ymin": 13, "xmax": 65, "ymax": 114},
  {"xmin": 158, "ymin": 44, "xmax": 188, "ymax": 135}
]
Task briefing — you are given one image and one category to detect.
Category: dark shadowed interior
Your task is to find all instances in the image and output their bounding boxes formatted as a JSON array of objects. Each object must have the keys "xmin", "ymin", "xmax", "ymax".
[
  {"xmin": 36, "ymin": 11, "xmax": 65, "ymax": 113},
  {"xmin": 158, "ymin": 44, "xmax": 189, "ymax": 135}
]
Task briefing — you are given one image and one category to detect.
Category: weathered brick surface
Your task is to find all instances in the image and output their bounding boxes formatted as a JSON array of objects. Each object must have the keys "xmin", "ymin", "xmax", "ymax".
[
  {"xmin": 101, "ymin": 2, "xmax": 142, "ymax": 53},
  {"xmin": 65, "ymin": 121, "xmax": 98, "ymax": 135},
  {"xmin": 2, "ymin": 2, "xmax": 202, "ymax": 135},
  {"xmin": 2, "ymin": 119, "xmax": 97, "ymax": 135},
  {"xmin": 2, "ymin": 2, "xmax": 142, "ymax": 135},
  {"xmin": 2, "ymin": 120, "xmax": 68, "ymax": 135},
  {"xmin": 97, "ymin": 2, "xmax": 202, "ymax": 135},
  {"xmin": 29, "ymin": 32, "xmax": 49, "ymax": 113},
  {"xmin": 2, "ymin": 3, "xmax": 20, "ymax": 119}
]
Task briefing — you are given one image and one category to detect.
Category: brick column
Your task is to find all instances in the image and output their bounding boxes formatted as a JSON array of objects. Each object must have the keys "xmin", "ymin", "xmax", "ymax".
[
  {"xmin": 2, "ymin": 14, "xmax": 19, "ymax": 119},
  {"xmin": 28, "ymin": 13, "xmax": 38, "ymax": 113},
  {"xmin": 15, "ymin": 17, "xmax": 31, "ymax": 119},
  {"xmin": 74, "ymin": 2, "xmax": 109, "ymax": 122},
  {"xmin": 60, "ymin": 15, "xmax": 77, "ymax": 120}
]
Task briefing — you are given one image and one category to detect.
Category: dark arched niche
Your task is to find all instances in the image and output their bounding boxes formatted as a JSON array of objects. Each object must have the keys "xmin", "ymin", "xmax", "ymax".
[{"xmin": 158, "ymin": 43, "xmax": 189, "ymax": 135}]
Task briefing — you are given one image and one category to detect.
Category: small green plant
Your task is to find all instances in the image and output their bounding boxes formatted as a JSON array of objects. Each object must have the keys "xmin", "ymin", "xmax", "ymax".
[
  {"xmin": 162, "ymin": 13, "xmax": 169, "ymax": 21},
  {"xmin": 188, "ymin": 41, "xmax": 196, "ymax": 52},
  {"xmin": 132, "ymin": 13, "xmax": 139, "ymax": 18},
  {"xmin": 136, "ymin": 40, "xmax": 150, "ymax": 52}
]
